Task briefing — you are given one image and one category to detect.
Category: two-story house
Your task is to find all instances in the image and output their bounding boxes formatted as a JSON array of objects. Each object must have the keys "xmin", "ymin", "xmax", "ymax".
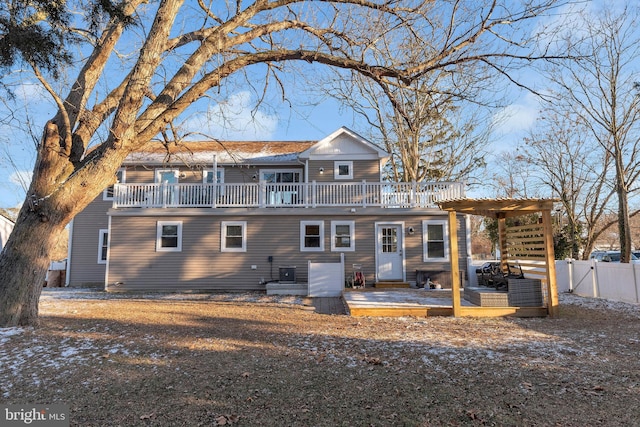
[{"xmin": 66, "ymin": 127, "xmax": 468, "ymax": 292}]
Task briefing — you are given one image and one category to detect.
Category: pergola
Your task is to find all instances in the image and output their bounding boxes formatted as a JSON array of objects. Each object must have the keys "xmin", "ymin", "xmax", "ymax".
[{"xmin": 438, "ymin": 198, "xmax": 560, "ymax": 318}]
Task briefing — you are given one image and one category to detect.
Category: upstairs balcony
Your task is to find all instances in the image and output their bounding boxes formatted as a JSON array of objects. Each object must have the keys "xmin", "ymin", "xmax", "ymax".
[{"xmin": 112, "ymin": 181, "xmax": 465, "ymax": 209}]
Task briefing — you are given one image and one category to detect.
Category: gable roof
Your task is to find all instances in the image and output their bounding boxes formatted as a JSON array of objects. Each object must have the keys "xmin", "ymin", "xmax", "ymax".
[
  {"xmin": 124, "ymin": 140, "xmax": 316, "ymax": 166},
  {"xmin": 298, "ymin": 127, "xmax": 389, "ymax": 160},
  {"xmin": 122, "ymin": 127, "xmax": 389, "ymax": 166}
]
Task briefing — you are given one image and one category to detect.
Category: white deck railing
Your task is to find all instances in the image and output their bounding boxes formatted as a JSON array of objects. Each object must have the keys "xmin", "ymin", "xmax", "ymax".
[{"xmin": 112, "ymin": 181, "xmax": 464, "ymax": 209}]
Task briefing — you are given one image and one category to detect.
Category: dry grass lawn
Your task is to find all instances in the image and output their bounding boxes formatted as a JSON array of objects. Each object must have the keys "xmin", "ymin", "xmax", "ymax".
[{"xmin": 2, "ymin": 289, "xmax": 640, "ymax": 426}]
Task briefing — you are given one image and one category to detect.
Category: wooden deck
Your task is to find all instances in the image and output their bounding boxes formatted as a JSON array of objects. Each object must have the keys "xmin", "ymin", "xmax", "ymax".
[{"xmin": 342, "ymin": 288, "xmax": 548, "ymax": 318}]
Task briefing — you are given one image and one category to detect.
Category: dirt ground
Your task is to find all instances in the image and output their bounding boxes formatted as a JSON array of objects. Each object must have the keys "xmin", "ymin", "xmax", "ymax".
[{"xmin": 2, "ymin": 289, "xmax": 640, "ymax": 426}]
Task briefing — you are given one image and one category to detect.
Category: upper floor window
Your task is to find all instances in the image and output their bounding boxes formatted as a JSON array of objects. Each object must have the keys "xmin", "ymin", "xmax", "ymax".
[
  {"xmin": 331, "ymin": 221, "xmax": 355, "ymax": 252},
  {"xmin": 334, "ymin": 161, "xmax": 353, "ymax": 180},
  {"xmin": 156, "ymin": 221, "xmax": 182, "ymax": 252},
  {"xmin": 300, "ymin": 221, "xmax": 324, "ymax": 252},
  {"xmin": 155, "ymin": 169, "xmax": 179, "ymax": 184},
  {"xmin": 260, "ymin": 169, "xmax": 301, "ymax": 183},
  {"xmin": 203, "ymin": 168, "xmax": 224, "ymax": 184},
  {"xmin": 103, "ymin": 169, "xmax": 125, "ymax": 200},
  {"xmin": 422, "ymin": 220, "xmax": 449, "ymax": 262}
]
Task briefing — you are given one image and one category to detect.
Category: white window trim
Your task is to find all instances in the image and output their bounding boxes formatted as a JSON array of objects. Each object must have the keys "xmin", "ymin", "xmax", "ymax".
[
  {"xmin": 331, "ymin": 220, "xmax": 355, "ymax": 252},
  {"xmin": 300, "ymin": 220, "xmax": 324, "ymax": 252},
  {"xmin": 203, "ymin": 168, "xmax": 225, "ymax": 196},
  {"xmin": 259, "ymin": 168, "xmax": 302, "ymax": 182},
  {"xmin": 97, "ymin": 229, "xmax": 109, "ymax": 264},
  {"xmin": 103, "ymin": 169, "xmax": 126, "ymax": 200},
  {"xmin": 155, "ymin": 169, "xmax": 180, "ymax": 183},
  {"xmin": 334, "ymin": 161, "xmax": 353, "ymax": 180},
  {"xmin": 156, "ymin": 221, "xmax": 183, "ymax": 252},
  {"xmin": 221, "ymin": 221, "xmax": 247, "ymax": 252},
  {"xmin": 202, "ymin": 168, "xmax": 224, "ymax": 184},
  {"xmin": 422, "ymin": 220, "xmax": 449, "ymax": 262}
]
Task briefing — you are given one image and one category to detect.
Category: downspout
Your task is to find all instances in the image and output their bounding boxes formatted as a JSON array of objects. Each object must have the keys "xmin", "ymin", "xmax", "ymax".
[
  {"xmin": 65, "ymin": 219, "xmax": 73, "ymax": 286},
  {"xmin": 104, "ymin": 214, "xmax": 112, "ymax": 291}
]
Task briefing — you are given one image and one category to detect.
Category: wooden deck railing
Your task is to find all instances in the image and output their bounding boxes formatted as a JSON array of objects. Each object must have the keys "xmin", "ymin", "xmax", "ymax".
[{"xmin": 112, "ymin": 181, "xmax": 464, "ymax": 209}]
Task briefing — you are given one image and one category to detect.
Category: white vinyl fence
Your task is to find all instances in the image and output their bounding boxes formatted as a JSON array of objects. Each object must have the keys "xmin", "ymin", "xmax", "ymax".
[
  {"xmin": 308, "ymin": 254, "xmax": 345, "ymax": 297},
  {"xmin": 555, "ymin": 259, "xmax": 640, "ymax": 304},
  {"xmin": 468, "ymin": 258, "xmax": 640, "ymax": 304}
]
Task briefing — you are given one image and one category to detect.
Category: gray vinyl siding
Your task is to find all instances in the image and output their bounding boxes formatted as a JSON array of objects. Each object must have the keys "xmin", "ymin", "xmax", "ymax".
[
  {"xmin": 67, "ymin": 196, "xmax": 111, "ymax": 287},
  {"xmin": 106, "ymin": 211, "xmax": 468, "ymax": 292},
  {"xmin": 308, "ymin": 160, "xmax": 380, "ymax": 182},
  {"xmin": 124, "ymin": 162, "xmax": 382, "ymax": 185}
]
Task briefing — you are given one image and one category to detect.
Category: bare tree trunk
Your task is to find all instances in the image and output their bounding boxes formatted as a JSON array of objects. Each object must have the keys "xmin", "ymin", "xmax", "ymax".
[
  {"xmin": 618, "ymin": 185, "xmax": 632, "ymax": 262},
  {"xmin": 0, "ymin": 122, "xmax": 113, "ymax": 327},
  {"xmin": 0, "ymin": 209, "xmax": 66, "ymax": 326}
]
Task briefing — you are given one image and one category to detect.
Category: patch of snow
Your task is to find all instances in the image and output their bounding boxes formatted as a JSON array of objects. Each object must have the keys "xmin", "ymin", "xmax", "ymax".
[
  {"xmin": 559, "ymin": 292, "xmax": 640, "ymax": 317},
  {"xmin": 0, "ymin": 327, "xmax": 25, "ymax": 346}
]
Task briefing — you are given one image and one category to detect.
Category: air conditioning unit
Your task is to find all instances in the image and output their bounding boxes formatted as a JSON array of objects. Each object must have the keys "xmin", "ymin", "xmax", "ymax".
[{"xmin": 279, "ymin": 266, "xmax": 296, "ymax": 283}]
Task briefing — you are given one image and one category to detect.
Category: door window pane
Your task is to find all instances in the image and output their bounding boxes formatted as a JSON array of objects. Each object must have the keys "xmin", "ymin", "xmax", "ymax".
[{"xmin": 382, "ymin": 227, "xmax": 397, "ymax": 253}]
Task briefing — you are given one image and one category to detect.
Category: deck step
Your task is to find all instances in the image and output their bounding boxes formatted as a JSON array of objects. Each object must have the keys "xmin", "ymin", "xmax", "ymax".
[{"xmin": 374, "ymin": 281, "xmax": 411, "ymax": 288}]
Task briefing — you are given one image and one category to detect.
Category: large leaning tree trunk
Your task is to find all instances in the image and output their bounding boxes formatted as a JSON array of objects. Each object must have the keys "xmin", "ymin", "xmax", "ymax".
[{"xmin": 0, "ymin": 0, "xmax": 565, "ymax": 326}]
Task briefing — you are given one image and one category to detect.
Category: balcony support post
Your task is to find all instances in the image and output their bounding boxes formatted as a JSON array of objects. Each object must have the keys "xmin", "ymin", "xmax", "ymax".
[
  {"xmin": 410, "ymin": 181, "xmax": 417, "ymax": 208},
  {"xmin": 362, "ymin": 180, "xmax": 367, "ymax": 208}
]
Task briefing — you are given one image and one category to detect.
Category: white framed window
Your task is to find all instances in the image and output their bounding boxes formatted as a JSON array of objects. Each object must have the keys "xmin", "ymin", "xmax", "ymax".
[
  {"xmin": 103, "ymin": 169, "xmax": 125, "ymax": 200},
  {"xmin": 203, "ymin": 168, "xmax": 225, "ymax": 198},
  {"xmin": 422, "ymin": 220, "xmax": 449, "ymax": 262},
  {"xmin": 331, "ymin": 221, "xmax": 355, "ymax": 252},
  {"xmin": 156, "ymin": 221, "xmax": 182, "ymax": 252},
  {"xmin": 259, "ymin": 169, "xmax": 301, "ymax": 183},
  {"xmin": 221, "ymin": 221, "xmax": 247, "ymax": 252},
  {"xmin": 300, "ymin": 221, "xmax": 324, "ymax": 252},
  {"xmin": 202, "ymin": 168, "xmax": 224, "ymax": 184},
  {"xmin": 97, "ymin": 229, "xmax": 109, "ymax": 264},
  {"xmin": 334, "ymin": 161, "xmax": 353, "ymax": 180},
  {"xmin": 155, "ymin": 169, "xmax": 179, "ymax": 183}
]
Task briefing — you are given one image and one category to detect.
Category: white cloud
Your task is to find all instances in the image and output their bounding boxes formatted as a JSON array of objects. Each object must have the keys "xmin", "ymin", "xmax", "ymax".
[
  {"xmin": 183, "ymin": 91, "xmax": 279, "ymax": 140},
  {"xmin": 492, "ymin": 92, "xmax": 540, "ymax": 135},
  {"xmin": 9, "ymin": 170, "xmax": 32, "ymax": 191},
  {"xmin": 16, "ymin": 82, "xmax": 48, "ymax": 103}
]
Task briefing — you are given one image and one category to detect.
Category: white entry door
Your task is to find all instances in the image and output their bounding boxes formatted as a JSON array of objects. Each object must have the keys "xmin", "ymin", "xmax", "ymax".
[{"xmin": 376, "ymin": 224, "xmax": 404, "ymax": 281}]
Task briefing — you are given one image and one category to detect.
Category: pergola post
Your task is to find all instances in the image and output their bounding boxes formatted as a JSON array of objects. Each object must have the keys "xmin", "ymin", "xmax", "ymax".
[
  {"xmin": 542, "ymin": 209, "xmax": 560, "ymax": 317},
  {"xmin": 448, "ymin": 211, "xmax": 461, "ymax": 317},
  {"xmin": 497, "ymin": 213, "xmax": 507, "ymax": 273}
]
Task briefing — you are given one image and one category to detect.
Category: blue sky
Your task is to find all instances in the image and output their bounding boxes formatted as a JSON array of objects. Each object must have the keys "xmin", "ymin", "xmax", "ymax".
[
  {"xmin": 0, "ymin": 0, "xmax": 614, "ymax": 209},
  {"xmin": 0, "ymin": 85, "xmax": 532, "ymax": 208}
]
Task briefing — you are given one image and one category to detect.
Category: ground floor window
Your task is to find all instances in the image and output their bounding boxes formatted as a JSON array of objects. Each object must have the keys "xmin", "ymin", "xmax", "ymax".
[
  {"xmin": 157, "ymin": 221, "xmax": 182, "ymax": 252},
  {"xmin": 98, "ymin": 229, "xmax": 108, "ymax": 264},
  {"xmin": 221, "ymin": 221, "xmax": 247, "ymax": 252},
  {"xmin": 331, "ymin": 220, "xmax": 355, "ymax": 252},
  {"xmin": 300, "ymin": 221, "xmax": 324, "ymax": 251},
  {"xmin": 422, "ymin": 220, "xmax": 449, "ymax": 262}
]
